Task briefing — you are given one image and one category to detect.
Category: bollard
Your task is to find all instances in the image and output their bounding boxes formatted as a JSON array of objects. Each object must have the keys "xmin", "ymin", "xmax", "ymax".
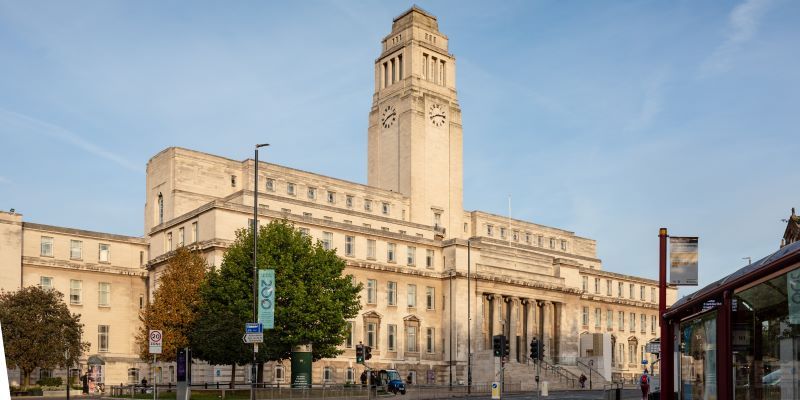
[{"xmin": 615, "ymin": 386, "xmax": 621, "ymax": 400}]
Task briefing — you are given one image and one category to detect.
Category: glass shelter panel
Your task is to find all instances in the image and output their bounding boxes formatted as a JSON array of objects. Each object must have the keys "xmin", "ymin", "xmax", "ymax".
[
  {"xmin": 680, "ymin": 311, "xmax": 717, "ymax": 400},
  {"xmin": 732, "ymin": 266, "xmax": 800, "ymax": 399}
]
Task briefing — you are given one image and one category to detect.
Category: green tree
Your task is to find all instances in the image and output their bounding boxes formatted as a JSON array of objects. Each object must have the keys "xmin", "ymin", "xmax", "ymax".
[
  {"xmin": 190, "ymin": 220, "xmax": 361, "ymax": 379},
  {"xmin": 135, "ymin": 246, "xmax": 207, "ymax": 361},
  {"xmin": 0, "ymin": 286, "xmax": 89, "ymax": 388}
]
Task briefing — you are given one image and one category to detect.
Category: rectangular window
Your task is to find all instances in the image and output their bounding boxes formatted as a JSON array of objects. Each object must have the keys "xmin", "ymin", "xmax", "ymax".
[
  {"xmin": 346, "ymin": 195, "xmax": 354, "ymax": 208},
  {"xmin": 618, "ymin": 282, "xmax": 624, "ymax": 298},
  {"xmin": 322, "ymin": 232, "xmax": 333, "ymax": 250},
  {"xmin": 426, "ymin": 249, "xmax": 434, "ymax": 268},
  {"xmin": 388, "ymin": 324, "xmax": 397, "ymax": 351},
  {"xmin": 70, "ymin": 240, "xmax": 82, "ymax": 260},
  {"xmin": 651, "ymin": 288, "xmax": 656, "ymax": 303},
  {"xmin": 525, "ymin": 233, "xmax": 531, "ymax": 244},
  {"xmin": 619, "ymin": 311, "xmax": 625, "ymax": 330},
  {"xmin": 367, "ymin": 239, "xmax": 376, "ymax": 260},
  {"xmin": 629, "ymin": 283, "xmax": 635, "ymax": 299},
  {"xmin": 230, "ymin": 175, "xmax": 236, "ymax": 187},
  {"xmin": 364, "ymin": 199, "xmax": 372, "ymax": 212},
  {"xmin": 299, "ymin": 227, "xmax": 310, "ymax": 236},
  {"xmin": 561, "ymin": 239, "xmax": 568, "ymax": 251},
  {"xmin": 167, "ymin": 232, "xmax": 173, "ymax": 251},
  {"xmin": 40, "ymin": 236, "xmax": 54, "ymax": 257},
  {"xmin": 426, "ymin": 328, "xmax": 435, "ymax": 353},
  {"xmin": 40, "ymin": 276, "xmax": 53, "ymax": 290},
  {"xmin": 582, "ymin": 307, "xmax": 589, "ymax": 325},
  {"xmin": 640, "ymin": 286, "xmax": 646, "ymax": 300},
  {"xmin": 537, "ymin": 235, "xmax": 543, "ymax": 247},
  {"xmin": 486, "ymin": 224, "xmax": 493, "ymax": 236},
  {"xmin": 307, "ymin": 187, "xmax": 316, "ymax": 200},
  {"xmin": 178, "ymin": 227, "xmax": 184, "ymax": 247},
  {"xmin": 512, "ymin": 230, "xmax": 519, "ymax": 242},
  {"xmin": 499, "ymin": 227, "xmax": 506, "ymax": 239},
  {"xmin": 406, "ymin": 326, "xmax": 417, "ymax": 352},
  {"xmin": 367, "ymin": 322, "xmax": 376, "ymax": 347},
  {"xmin": 99, "ymin": 243, "xmax": 110, "ymax": 263},
  {"xmin": 594, "ymin": 278, "xmax": 600, "ymax": 293},
  {"xmin": 98, "ymin": 282, "xmax": 111, "ymax": 307},
  {"xmin": 641, "ymin": 314, "xmax": 647, "ymax": 333},
  {"xmin": 191, "ymin": 222, "xmax": 198, "ymax": 242},
  {"xmin": 382, "ymin": 202, "xmax": 390, "ymax": 215},
  {"xmin": 367, "ymin": 279, "xmax": 377, "ymax": 304},
  {"xmin": 265, "ymin": 178, "xmax": 274, "ymax": 191},
  {"xmin": 550, "ymin": 237, "xmax": 556, "ymax": 249},
  {"xmin": 98, "ymin": 325, "xmax": 109, "ymax": 352},
  {"xmin": 595, "ymin": 308, "xmax": 601, "ymax": 327},
  {"xmin": 582, "ymin": 276, "xmax": 588, "ymax": 292},
  {"xmin": 607, "ymin": 310, "xmax": 613, "ymax": 329},
  {"xmin": 426, "ymin": 287, "xmax": 435, "ymax": 310},
  {"xmin": 345, "ymin": 322, "xmax": 354, "ymax": 348},
  {"xmin": 287, "ymin": 182, "xmax": 295, "ymax": 195},
  {"xmin": 406, "ymin": 246, "xmax": 416, "ymax": 266},
  {"xmin": 607, "ymin": 280, "xmax": 612, "ymax": 296},
  {"xmin": 345, "ymin": 235, "xmax": 355, "ymax": 256},
  {"xmin": 387, "ymin": 281, "xmax": 397, "ymax": 306},
  {"xmin": 387, "ymin": 243, "xmax": 396, "ymax": 262},
  {"xmin": 407, "ymin": 284, "xmax": 417, "ymax": 308},
  {"xmin": 651, "ymin": 315, "xmax": 657, "ymax": 334},
  {"xmin": 630, "ymin": 313, "xmax": 636, "ymax": 332},
  {"xmin": 139, "ymin": 251, "xmax": 144, "ymax": 266},
  {"xmin": 327, "ymin": 191, "xmax": 336, "ymax": 204},
  {"xmin": 70, "ymin": 279, "xmax": 82, "ymax": 305}
]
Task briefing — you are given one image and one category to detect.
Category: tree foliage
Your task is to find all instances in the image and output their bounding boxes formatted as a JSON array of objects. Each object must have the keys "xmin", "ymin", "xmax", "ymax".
[
  {"xmin": 135, "ymin": 246, "xmax": 207, "ymax": 361},
  {"xmin": 0, "ymin": 286, "xmax": 89, "ymax": 387},
  {"xmin": 191, "ymin": 219, "xmax": 362, "ymax": 366}
]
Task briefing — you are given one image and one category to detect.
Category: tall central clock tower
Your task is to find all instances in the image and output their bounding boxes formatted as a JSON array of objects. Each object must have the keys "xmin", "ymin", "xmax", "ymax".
[{"xmin": 367, "ymin": 6, "xmax": 464, "ymax": 238}]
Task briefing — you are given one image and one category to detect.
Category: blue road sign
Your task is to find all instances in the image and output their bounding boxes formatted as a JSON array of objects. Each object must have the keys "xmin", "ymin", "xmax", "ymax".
[{"xmin": 246, "ymin": 323, "xmax": 262, "ymax": 333}]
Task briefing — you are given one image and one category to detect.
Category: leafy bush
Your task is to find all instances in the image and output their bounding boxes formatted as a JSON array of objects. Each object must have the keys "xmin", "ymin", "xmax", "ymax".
[{"xmin": 36, "ymin": 377, "xmax": 63, "ymax": 387}]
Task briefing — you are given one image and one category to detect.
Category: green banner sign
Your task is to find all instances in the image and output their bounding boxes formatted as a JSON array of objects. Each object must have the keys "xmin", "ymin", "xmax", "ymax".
[{"xmin": 258, "ymin": 269, "xmax": 275, "ymax": 329}]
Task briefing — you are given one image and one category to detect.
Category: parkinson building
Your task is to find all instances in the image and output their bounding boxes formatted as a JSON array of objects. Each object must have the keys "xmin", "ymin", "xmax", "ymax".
[{"xmin": 1, "ymin": 7, "xmax": 676, "ymax": 388}]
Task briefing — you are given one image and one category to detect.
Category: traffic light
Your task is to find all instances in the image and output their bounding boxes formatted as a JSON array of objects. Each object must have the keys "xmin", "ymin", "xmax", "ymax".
[
  {"xmin": 492, "ymin": 335, "xmax": 505, "ymax": 358},
  {"xmin": 356, "ymin": 344, "xmax": 364, "ymax": 364},
  {"xmin": 503, "ymin": 336, "xmax": 510, "ymax": 357},
  {"xmin": 540, "ymin": 342, "xmax": 546, "ymax": 360},
  {"xmin": 530, "ymin": 338, "xmax": 539, "ymax": 360},
  {"xmin": 364, "ymin": 345, "xmax": 372, "ymax": 360}
]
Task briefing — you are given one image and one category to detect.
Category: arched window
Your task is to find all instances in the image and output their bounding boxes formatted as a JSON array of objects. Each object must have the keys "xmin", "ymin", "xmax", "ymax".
[{"xmin": 157, "ymin": 193, "xmax": 164, "ymax": 225}]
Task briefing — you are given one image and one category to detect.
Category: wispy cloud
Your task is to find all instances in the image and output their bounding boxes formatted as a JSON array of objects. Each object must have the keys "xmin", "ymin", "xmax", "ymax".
[
  {"xmin": 701, "ymin": 0, "xmax": 773, "ymax": 76},
  {"xmin": 0, "ymin": 108, "xmax": 140, "ymax": 172},
  {"xmin": 627, "ymin": 69, "xmax": 669, "ymax": 132}
]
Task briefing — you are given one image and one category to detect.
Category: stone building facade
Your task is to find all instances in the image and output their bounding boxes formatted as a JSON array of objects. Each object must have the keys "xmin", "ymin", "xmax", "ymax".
[{"xmin": 1, "ymin": 6, "xmax": 676, "ymax": 388}]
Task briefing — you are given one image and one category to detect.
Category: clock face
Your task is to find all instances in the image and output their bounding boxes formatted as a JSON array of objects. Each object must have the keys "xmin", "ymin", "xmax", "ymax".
[
  {"xmin": 429, "ymin": 104, "xmax": 446, "ymax": 127},
  {"xmin": 381, "ymin": 105, "xmax": 397, "ymax": 128}
]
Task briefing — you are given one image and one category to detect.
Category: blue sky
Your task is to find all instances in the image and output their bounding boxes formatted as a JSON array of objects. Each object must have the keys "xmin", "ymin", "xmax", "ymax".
[{"xmin": 1, "ymin": 0, "xmax": 798, "ymax": 295}]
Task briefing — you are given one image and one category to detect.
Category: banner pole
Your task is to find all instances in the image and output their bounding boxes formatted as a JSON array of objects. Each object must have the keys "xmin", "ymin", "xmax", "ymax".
[{"xmin": 659, "ymin": 228, "xmax": 671, "ymax": 400}]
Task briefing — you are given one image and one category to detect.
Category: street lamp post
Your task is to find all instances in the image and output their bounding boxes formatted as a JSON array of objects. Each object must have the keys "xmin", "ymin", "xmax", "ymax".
[
  {"xmin": 64, "ymin": 350, "xmax": 70, "ymax": 400},
  {"xmin": 252, "ymin": 143, "xmax": 269, "ymax": 400},
  {"xmin": 467, "ymin": 239, "xmax": 472, "ymax": 393}
]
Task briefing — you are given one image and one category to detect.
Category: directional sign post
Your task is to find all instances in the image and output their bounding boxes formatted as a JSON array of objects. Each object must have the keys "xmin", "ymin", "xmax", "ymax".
[
  {"xmin": 245, "ymin": 323, "xmax": 263, "ymax": 334},
  {"xmin": 243, "ymin": 333, "xmax": 264, "ymax": 344},
  {"xmin": 149, "ymin": 330, "xmax": 163, "ymax": 354}
]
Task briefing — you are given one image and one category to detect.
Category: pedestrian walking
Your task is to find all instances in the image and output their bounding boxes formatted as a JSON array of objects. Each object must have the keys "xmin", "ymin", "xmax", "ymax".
[
  {"xmin": 640, "ymin": 369, "xmax": 650, "ymax": 400},
  {"xmin": 579, "ymin": 374, "xmax": 587, "ymax": 389},
  {"xmin": 360, "ymin": 370, "xmax": 367, "ymax": 386}
]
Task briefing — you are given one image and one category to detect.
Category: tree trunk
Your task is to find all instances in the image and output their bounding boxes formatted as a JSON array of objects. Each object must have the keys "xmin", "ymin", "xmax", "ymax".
[
  {"xmin": 230, "ymin": 364, "xmax": 236, "ymax": 389},
  {"xmin": 22, "ymin": 369, "xmax": 31, "ymax": 388}
]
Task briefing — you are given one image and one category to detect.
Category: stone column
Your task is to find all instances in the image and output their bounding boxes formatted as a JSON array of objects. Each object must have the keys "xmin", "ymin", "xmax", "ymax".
[
  {"xmin": 553, "ymin": 302, "xmax": 562, "ymax": 363},
  {"xmin": 507, "ymin": 297, "xmax": 518, "ymax": 362}
]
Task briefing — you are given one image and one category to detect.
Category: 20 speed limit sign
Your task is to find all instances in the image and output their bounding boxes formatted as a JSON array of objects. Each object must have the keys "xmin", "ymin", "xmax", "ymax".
[{"xmin": 149, "ymin": 330, "xmax": 163, "ymax": 354}]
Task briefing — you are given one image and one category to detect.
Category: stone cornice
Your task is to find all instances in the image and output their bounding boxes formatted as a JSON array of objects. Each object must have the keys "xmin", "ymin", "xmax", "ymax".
[
  {"xmin": 23, "ymin": 256, "xmax": 147, "ymax": 277},
  {"xmin": 23, "ymin": 223, "xmax": 146, "ymax": 244}
]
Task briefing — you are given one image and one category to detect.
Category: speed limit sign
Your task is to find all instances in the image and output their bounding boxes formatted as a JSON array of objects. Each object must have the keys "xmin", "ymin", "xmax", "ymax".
[{"xmin": 149, "ymin": 330, "xmax": 163, "ymax": 354}]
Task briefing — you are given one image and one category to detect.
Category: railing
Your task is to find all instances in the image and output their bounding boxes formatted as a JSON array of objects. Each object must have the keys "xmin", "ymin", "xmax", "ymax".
[
  {"xmin": 576, "ymin": 360, "xmax": 607, "ymax": 389},
  {"xmin": 537, "ymin": 359, "xmax": 577, "ymax": 388},
  {"xmin": 110, "ymin": 382, "xmax": 537, "ymax": 399}
]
